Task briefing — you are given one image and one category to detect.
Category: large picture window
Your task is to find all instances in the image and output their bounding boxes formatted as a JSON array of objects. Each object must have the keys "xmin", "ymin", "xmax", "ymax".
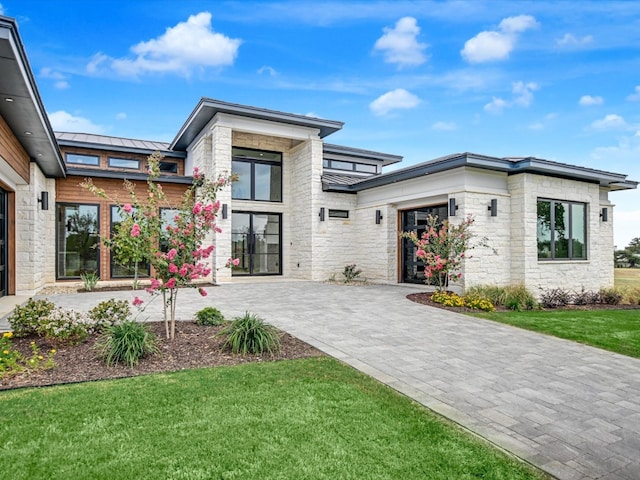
[
  {"xmin": 232, "ymin": 148, "xmax": 282, "ymax": 202},
  {"xmin": 537, "ymin": 199, "xmax": 587, "ymax": 260},
  {"xmin": 110, "ymin": 206, "xmax": 150, "ymax": 278},
  {"xmin": 56, "ymin": 203, "xmax": 100, "ymax": 278}
]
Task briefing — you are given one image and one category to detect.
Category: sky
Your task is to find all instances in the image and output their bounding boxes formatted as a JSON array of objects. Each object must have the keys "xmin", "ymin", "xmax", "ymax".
[{"xmin": 2, "ymin": 0, "xmax": 639, "ymax": 247}]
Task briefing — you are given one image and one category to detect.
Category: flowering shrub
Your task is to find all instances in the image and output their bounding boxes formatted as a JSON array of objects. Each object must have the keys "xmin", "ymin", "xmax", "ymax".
[
  {"xmin": 88, "ymin": 299, "xmax": 131, "ymax": 331},
  {"xmin": 462, "ymin": 293, "xmax": 495, "ymax": 312},
  {"xmin": 83, "ymin": 153, "xmax": 235, "ymax": 339},
  {"xmin": 0, "ymin": 332, "xmax": 56, "ymax": 379},
  {"xmin": 8, "ymin": 298, "xmax": 55, "ymax": 337},
  {"xmin": 431, "ymin": 291, "xmax": 495, "ymax": 311},
  {"xmin": 431, "ymin": 291, "xmax": 465, "ymax": 308},
  {"xmin": 38, "ymin": 308, "xmax": 94, "ymax": 345},
  {"xmin": 402, "ymin": 214, "xmax": 486, "ymax": 292}
]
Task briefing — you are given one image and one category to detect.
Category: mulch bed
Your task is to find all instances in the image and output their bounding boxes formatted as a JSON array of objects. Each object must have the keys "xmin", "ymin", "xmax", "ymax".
[
  {"xmin": 0, "ymin": 321, "xmax": 323, "ymax": 391},
  {"xmin": 407, "ymin": 292, "xmax": 640, "ymax": 312}
]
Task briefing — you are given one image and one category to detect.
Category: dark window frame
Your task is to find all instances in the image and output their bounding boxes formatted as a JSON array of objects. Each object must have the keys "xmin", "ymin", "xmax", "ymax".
[
  {"xmin": 109, "ymin": 205, "xmax": 151, "ymax": 279},
  {"xmin": 323, "ymin": 159, "xmax": 378, "ymax": 174},
  {"xmin": 158, "ymin": 161, "xmax": 179, "ymax": 174},
  {"xmin": 328, "ymin": 209, "xmax": 349, "ymax": 219},
  {"xmin": 66, "ymin": 153, "xmax": 100, "ymax": 166},
  {"xmin": 232, "ymin": 147, "xmax": 283, "ymax": 203},
  {"xmin": 108, "ymin": 157, "xmax": 140, "ymax": 170},
  {"xmin": 537, "ymin": 198, "xmax": 587, "ymax": 261},
  {"xmin": 231, "ymin": 210, "xmax": 283, "ymax": 276},
  {"xmin": 55, "ymin": 202, "xmax": 101, "ymax": 279}
]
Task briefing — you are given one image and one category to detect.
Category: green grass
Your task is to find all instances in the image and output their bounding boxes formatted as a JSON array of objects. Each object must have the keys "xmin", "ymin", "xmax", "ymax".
[
  {"xmin": 615, "ymin": 268, "xmax": 640, "ymax": 288},
  {"xmin": 473, "ymin": 309, "xmax": 640, "ymax": 358},
  {"xmin": 0, "ymin": 357, "xmax": 545, "ymax": 480}
]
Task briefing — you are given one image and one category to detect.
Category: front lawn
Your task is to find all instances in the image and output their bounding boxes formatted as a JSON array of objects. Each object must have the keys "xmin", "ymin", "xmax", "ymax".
[
  {"xmin": 0, "ymin": 357, "xmax": 545, "ymax": 480},
  {"xmin": 472, "ymin": 309, "xmax": 640, "ymax": 358}
]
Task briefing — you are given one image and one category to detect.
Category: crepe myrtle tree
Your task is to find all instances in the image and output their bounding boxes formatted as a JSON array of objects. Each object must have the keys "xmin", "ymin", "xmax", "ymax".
[
  {"xmin": 402, "ymin": 214, "xmax": 488, "ymax": 292},
  {"xmin": 83, "ymin": 152, "xmax": 238, "ymax": 339}
]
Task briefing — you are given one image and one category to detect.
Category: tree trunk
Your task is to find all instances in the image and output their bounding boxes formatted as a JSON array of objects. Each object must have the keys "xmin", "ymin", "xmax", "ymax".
[{"xmin": 162, "ymin": 289, "xmax": 169, "ymax": 339}]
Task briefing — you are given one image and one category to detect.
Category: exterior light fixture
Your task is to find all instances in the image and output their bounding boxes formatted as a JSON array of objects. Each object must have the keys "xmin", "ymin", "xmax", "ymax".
[
  {"xmin": 222, "ymin": 203, "xmax": 228, "ymax": 219},
  {"xmin": 319, "ymin": 207, "xmax": 325, "ymax": 221},
  {"xmin": 488, "ymin": 198, "xmax": 498, "ymax": 217},
  {"xmin": 4, "ymin": 97, "xmax": 13, "ymax": 102},
  {"xmin": 449, "ymin": 198, "xmax": 457, "ymax": 217},
  {"xmin": 24, "ymin": 131, "xmax": 32, "ymax": 135},
  {"xmin": 600, "ymin": 207, "xmax": 608, "ymax": 222},
  {"xmin": 375, "ymin": 209, "xmax": 383, "ymax": 224},
  {"xmin": 38, "ymin": 191, "xmax": 49, "ymax": 210}
]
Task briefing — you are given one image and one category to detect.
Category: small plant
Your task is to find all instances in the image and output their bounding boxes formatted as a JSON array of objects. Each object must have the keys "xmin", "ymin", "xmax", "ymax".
[
  {"xmin": 96, "ymin": 320, "xmax": 159, "ymax": 367},
  {"xmin": 539, "ymin": 288, "xmax": 572, "ymax": 309},
  {"xmin": 38, "ymin": 308, "xmax": 93, "ymax": 345},
  {"xmin": 0, "ymin": 332, "xmax": 56, "ymax": 379},
  {"xmin": 88, "ymin": 299, "xmax": 131, "ymax": 331},
  {"xmin": 342, "ymin": 264, "xmax": 362, "ymax": 283},
  {"xmin": 80, "ymin": 271, "xmax": 99, "ymax": 291},
  {"xmin": 600, "ymin": 288, "xmax": 623, "ymax": 305},
  {"xmin": 219, "ymin": 312, "xmax": 280, "ymax": 355},
  {"xmin": 194, "ymin": 306, "xmax": 225, "ymax": 326},
  {"xmin": 572, "ymin": 288, "xmax": 601, "ymax": 306},
  {"xmin": 467, "ymin": 284, "xmax": 537, "ymax": 311},
  {"xmin": 8, "ymin": 298, "xmax": 55, "ymax": 337},
  {"xmin": 431, "ymin": 291, "xmax": 465, "ymax": 308},
  {"xmin": 463, "ymin": 293, "xmax": 495, "ymax": 312}
]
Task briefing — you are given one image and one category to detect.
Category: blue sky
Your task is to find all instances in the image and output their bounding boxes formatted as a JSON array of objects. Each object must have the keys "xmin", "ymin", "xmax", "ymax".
[{"xmin": 3, "ymin": 1, "xmax": 639, "ymax": 247}]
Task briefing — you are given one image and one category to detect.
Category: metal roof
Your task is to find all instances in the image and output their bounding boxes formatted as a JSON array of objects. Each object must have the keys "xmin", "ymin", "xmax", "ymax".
[
  {"xmin": 55, "ymin": 132, "xmax": 185, "ymax": 158},
  {"xmin": 323, "ymin": 143, "xmax": 402, "ymax": 165},
  {"xmin": 171, "ymin": 98, "xmax": 344, "ymax": 151},
  {"xmin": 0, "ymin": 16, "xmax": 65, "ymax": 178},
  {"xmin": 66, "ymin": 167, "xmax": 193, "ymax": 185},
  {"xmin": 324, "ymin": 152, "xmax": 638, "ymax": 193}
]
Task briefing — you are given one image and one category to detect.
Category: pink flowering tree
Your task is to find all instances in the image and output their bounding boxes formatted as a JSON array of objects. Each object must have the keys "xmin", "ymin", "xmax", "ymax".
[
  {"xmin": 402, "ymin": 214, "xmax": 480, "ymax": 292},
  {"xmin": 83, "ymin": 152, "xmax": 235, "ymax": 339}
]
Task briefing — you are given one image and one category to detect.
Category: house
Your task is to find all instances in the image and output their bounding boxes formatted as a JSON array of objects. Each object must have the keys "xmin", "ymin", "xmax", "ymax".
[{"xmin": 1, "ymin": 15, "xmax": 637, "ymax": 298}]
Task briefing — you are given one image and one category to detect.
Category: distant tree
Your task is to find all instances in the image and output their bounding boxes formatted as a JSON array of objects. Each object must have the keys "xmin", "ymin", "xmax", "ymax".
[{"xmin": 616, "ymin": 237, "xmax": 640, "ymax": 268}]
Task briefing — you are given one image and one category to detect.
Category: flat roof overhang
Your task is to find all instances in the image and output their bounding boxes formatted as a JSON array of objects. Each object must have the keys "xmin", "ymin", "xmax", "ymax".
[
  {"xmin": 66, "ymin": 168, "xmax": 193, "ymax": 185},
  {"xmin": 0, "ymin": 16, "xmax": 65, "ymax": 178},
  {"xmin": 171, "ymin": 98, "xmax": 344, "ymax": 151},
  {"xmin": 323, "ymin": 143, "xmax": 402, "ymax": 166}
]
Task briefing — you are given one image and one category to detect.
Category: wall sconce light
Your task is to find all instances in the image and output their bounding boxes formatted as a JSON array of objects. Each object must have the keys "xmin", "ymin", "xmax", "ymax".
[
  {"xmin": 375, "ymin": 209, "xmax": 383, "ymax": 224},
  {"xmin": 448, "ymin": 198, "xmax": 457, "ymax": 217},
  {"xmin": 319, "ymin": 207, "xmax": 325, "ymax": 221},
  {"xmin": 38, "ymin": 191, "xmax": 49, "ymax": 210},
  {"xmin": 222, "ymin": 203, "xmax": 228, "ymax": 219},
  {"xmin": 600, "ymin": 207, "xmax": 608, "ymax": 222},
  {"xmin": 488, "ymin": 198, "xmax": 498, "ymax": 217}
]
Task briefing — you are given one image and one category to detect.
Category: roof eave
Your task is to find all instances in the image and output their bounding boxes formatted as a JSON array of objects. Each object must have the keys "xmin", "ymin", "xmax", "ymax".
[{"xmin": 56, "ymin": 138, "xmax": 185, "ymax": 158}]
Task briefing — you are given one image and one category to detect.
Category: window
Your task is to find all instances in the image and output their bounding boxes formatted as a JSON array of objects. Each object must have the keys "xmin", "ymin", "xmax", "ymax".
[
  {"xmin": 231, "ymin": 148, "xmax": 282, "ymax": 202},
  {"xmin": 109, "ymin": 157, "xmax": 139, "ymax": 169},
  {"xmin": 159, "ymin": 161, "xmax": 178, "ymax": 174},
  {"xmin": 160, "ymin": 208, "xmax": 181, "ymax": 252},
  {"xmin": 328, "ymin": 209, "xmax": 349, "ymax": 219},
  {"xmin": 66, "ymin": 153, "xmax": 99, "ymax": 166},
  {"xmin": 56, "ymin": 203, "xmax": 100, "ymax": 278},
  {"xmin": 537, "ymin": 199, "xmax": 587, "ymax": 260},
  {"xmin": 323, "ymin": 159, "xmax": 377, "ymax": 173},
  {"xmin": 110, "ymin": 206, "xmax": 150, "ymax": 278}
]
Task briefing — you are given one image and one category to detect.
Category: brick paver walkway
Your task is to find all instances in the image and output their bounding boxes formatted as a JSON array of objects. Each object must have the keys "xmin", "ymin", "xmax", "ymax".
[{"xmin": 18, "ymin": 281, "xmax": 640, "ymax": 479}]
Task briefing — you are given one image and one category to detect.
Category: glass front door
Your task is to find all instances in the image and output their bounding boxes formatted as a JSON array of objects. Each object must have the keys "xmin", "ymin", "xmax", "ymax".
[
  {"xmin": 56, "ymin": 204, "xmax": 100, "ymax": 278},
  {"xmin": 231, "ymin": 212, "xmax": 281, "ymax": 276},
  {"xmin": 401, "ymin": 204, "xmax": 448, "ymax": 284}
]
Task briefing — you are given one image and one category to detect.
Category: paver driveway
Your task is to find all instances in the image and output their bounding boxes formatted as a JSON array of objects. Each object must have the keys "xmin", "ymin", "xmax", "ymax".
[{"xmin": 33, "ymin": 281, "xmax": 640, "ymax": 480}]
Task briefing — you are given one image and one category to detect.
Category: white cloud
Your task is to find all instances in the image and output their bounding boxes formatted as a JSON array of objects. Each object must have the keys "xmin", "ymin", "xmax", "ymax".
[
  {"xmin": 373, "ymin": 17, "xmax": 428, "ymax": 68},
  {"xmin": 40, "ymin": 67, "xmax": 70, "ymax": 89},
  {"xmin": 115, "ymin": 112, "xmax": 127, "ymax": 120},
  {"xmin": 432, "ymin": 121, "xmax": 456, "ymax": 131},
  {"xmin": 556, "ymin": 33, "xmax": 593, "ymax": 48},
  {"xmin": 88, "ymin": 12, "xmax": 241, "ymax": 78},
  {"xmin": 257, "ymin": 65, "xmax": 277, "ymax": 76},
  {"xmin": 48, "ymin": 111, "xmax": 105, "ymax": 134},
  {"xmin": 370, "ymin": 88, "xmax": 420, "ymax": 116},
  {"xmin": 528, "ymin": 122, "xmax": 544, "ymax": 130},
  {"xmin": 627, "ymin": 85, "xmax": 640, "ymax": 102},
  {"xmin": 579, "ymin": 95, "xmax": 603, "ymax": 106},
  {"xmin": 590, "ymin": 114, "xmax": 627, "ymax": 130},
  {"xmin": 484, "ymin": 81, "xmax": 538, "ymax": 114},
  {"xmin": 461, "ymin": 14, "xmax": 538, "ymax": 63},
  {"xmin": 0, "ymin": 4, "xmax": 4, "ymax": 15}
]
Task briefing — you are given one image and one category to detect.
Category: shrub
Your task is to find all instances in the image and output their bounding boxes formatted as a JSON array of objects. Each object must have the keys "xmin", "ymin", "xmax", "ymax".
[
  {"xmin": 194, "ymin": 306, "xmax": 225, "ymax": 326},
  {"xmin": 96, "ymin": 320, "xmax": 159, "ymax": 367},
  {"xmin": 463, "ymin": 293, "xmax": 495, "ymax": 312},
  {"xmin": 8, "ymin": 298, "xmax": 55, "ymax": 337},
  {"xmin": 342, "ymin": 264, "xmax": 362, "ymax": 283},
  {"xmin": 600, "ymin": 288, "xmax": 623, "ymax": 305},
  {"xmin": 0, "ymin": 332, "xmax": 56, "ymax": 379},
  {"xmin": 88, "ymin": 299, "xmax": 131, "ymax": 331},
  {"xmin": 572, "ymin": 288, "xmax": 601, "ymax": 306},
  {"xmin": 539, "ymin": 288, "xmax": 572, "ymax": 309},
  {"xmin": 431, "ymin": 291, "xmax": 465, "ymax": 308},
  {"xmin": 467, "ymin": 284, "xmax": 537, "ymax": 311},
  {"xmin": 38, "ymin": 308, "xmax": 93, "ymax": 345},
  {"xmin": 219, "ymin": 312, "xmax": 281, "ymax": 355},
  {"xmin": 620, "ymin": 287, "xmax": 640, "ymax": 305},
  {"xmin": 80, "ymin": 271, "xmax": 99, "ymax": 291}
]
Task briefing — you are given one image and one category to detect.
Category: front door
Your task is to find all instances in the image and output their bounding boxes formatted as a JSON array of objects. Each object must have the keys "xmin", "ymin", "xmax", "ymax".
[
  {"xmin": 231, "ymin": 212, "xmax": 281, "ymax": 276},
  {"xmin": 0, "ymin": 188, "xmax": 7, "ymax": 297},
  {"xmin": 401, "ymin": 204, "xmax": 448, "ymax": 284}
]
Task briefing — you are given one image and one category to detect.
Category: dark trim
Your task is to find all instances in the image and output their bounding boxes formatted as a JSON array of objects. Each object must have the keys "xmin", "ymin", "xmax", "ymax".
[
  {"xmin": 55, "ymin": 202, "xmax": 101, "ymax": 280},
  {"xmin": 56, "ymin": 138, "xmax": 185, "ymax": 158},
  {"xmin": 231, "ymin": 211, "xmax": 283, "ymax": 276},
  {"xmin": 536, "ymin": 198, "xmax": 588, "ymax": 261},
  {"xmin": 323, "ymin": 143, "xmax": 402, "ymax": 165},
  {"xmin": 109, "ymin": 204, "xmax": 151, "ymax": 279},
  {"xmin": 231, "ymin": 148, "xmax": 283, "ymax": 202},
  {"xmin": 66, "ymin": 168, "xmax": 194, "ymax": 185}
]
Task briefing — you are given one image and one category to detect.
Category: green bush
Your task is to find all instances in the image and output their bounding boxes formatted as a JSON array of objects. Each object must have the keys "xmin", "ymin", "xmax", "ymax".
[
  {"xmin": 8, "ymin": 298, "xmax": 55, "ymax": 337},
  {"xmin": 467, "ymin": 284, "xmax": 537, "ymax": 311},
  {"xmin": 88, "ymin": 299, "xmax": 131, "ymax": 331},
  {"xmin": 80, "ymin": 271, "xmax": 99, "ymax": 291},
  {"xmin": 38, "ymin": 308, "xmax": 93, "ymax": 345},
  {"xmin": 342, "ymin": 264, "xmax": 362, "ymax": 283},
  {"xmin": 96, "ymin": 320, "xmax": 159, "ymax": 367},
  {"xmin": 219, "ymin": 312, "xmax": 281, "ymax": 355},
  {"xmin": 194, "ymin": 306, "xmax": 225, "ymax": 326}
]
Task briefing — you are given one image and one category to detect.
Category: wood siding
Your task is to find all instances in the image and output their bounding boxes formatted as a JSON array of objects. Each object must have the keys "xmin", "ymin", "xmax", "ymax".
[
  {"xmin": 0, "ymin": 114, "xmax": 30, "ymax": 183},
  {"xmin": 56, "ymin": 175, "xmax": 189, "ymax": 281}
]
